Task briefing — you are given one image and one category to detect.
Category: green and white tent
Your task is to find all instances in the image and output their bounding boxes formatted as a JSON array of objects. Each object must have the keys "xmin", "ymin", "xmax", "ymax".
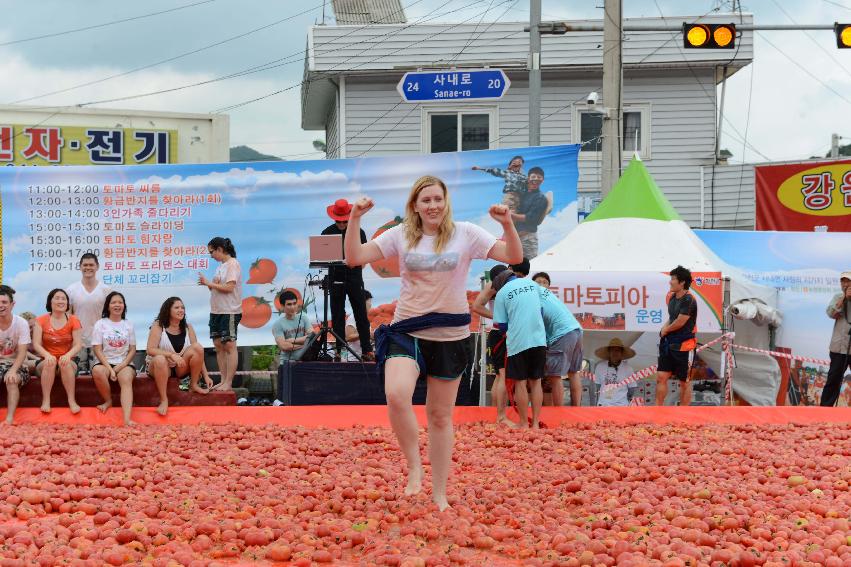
[{"xmin": 531, "ymin": 157, "xmax": 781, "ymax": 405}]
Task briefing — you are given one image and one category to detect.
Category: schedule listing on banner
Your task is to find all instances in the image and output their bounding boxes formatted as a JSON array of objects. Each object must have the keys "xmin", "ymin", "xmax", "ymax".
[{"xmin": 0, "ymin": 144, "xmax": 580, "ymax": 346}]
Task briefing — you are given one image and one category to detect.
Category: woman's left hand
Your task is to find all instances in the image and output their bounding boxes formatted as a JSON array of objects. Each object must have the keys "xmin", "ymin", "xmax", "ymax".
[{"xmin": 488, "ymin": 204, "xmax": 512, "ymax": 225}]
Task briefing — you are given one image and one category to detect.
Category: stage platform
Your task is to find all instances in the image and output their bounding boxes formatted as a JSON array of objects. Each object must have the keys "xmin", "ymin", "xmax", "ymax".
[
  {"xmin": 4, "ymin": 405, "xmax": 851, "ymax": 426},
  {"xmin": 0, "ymin": 374, "xmax": 236, "ymax": 408}
]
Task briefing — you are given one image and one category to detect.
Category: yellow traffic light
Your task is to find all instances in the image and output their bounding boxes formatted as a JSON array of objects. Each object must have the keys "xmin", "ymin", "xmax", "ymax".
[
  {"xmin": 837, "ymin": 23, "xmax": 851, "ymax": 48},
  {"xmin": 683, "ymin": 23, "xmax": 736, "ymax": 49},
  {"xmin": 686, "ymin": 25, "xmax": 709, "ymax": 47},
  {"xmin": 713, "ymin": 26, "xmax": 734, "ymax": 48}
]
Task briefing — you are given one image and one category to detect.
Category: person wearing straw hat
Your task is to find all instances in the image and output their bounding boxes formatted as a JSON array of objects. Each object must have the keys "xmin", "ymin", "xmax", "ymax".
[
  {"xmin": 322, "ymin": 198, "xmax": 374, "ymax": 362},
  {"xmin": 822, "ymin": 270, "xmax": 851, "ymax": 407},
  {"xmin": 593, "ymin": 338, "xmax": 638, "ymax": 407}
]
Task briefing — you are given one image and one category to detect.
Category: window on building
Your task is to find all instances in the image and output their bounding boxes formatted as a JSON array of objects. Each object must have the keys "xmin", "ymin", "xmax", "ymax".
[
  {"xmin": 424, "ymin": 108, "xmax": 496, "ymax": 153},
  {"xmin": 574, "ymin": 104, "xmax": 651, "ymax": 158}
]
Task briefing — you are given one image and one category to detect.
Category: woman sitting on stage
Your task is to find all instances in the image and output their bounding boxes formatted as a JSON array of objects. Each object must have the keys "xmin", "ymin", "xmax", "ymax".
[
  {"xmin": 344, "ymin": 175, "xmax": 522, "ymax": 511},
  {"xmin": 91, "ymin": 291, "xmax": 137, "ymax": 425},
  {"xmin": 146, "ymin": 296, "xmax": 212, "ymax": 416},
  {"xmin": 31, "ymin": 289, "xmax": 83, "ymax": 414}
]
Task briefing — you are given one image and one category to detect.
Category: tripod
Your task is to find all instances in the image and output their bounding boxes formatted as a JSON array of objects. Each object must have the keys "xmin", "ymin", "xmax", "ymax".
[{"xmin": 309, "ymin": 264, "xmax": 361, "ymax": 362}]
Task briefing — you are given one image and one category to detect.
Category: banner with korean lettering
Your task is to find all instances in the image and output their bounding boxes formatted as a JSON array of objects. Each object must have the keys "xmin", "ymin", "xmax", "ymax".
[
  {"xmin": 755, "ymin": 159, "xmax": 851, "ymax": 231},
  {"xmin": 0, "ymin": 125, "xmax": 176, "ymax": 166},
  {"xmin": 544, "ymin": 271, "xmax": 724, "ymax": 333},
  {"xmin": 0, "ymin": 144, "xmax": 579, "ymax": 347}
]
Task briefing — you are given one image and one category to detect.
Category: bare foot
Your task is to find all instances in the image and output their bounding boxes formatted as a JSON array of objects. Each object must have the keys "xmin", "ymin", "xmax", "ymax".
[
  {"xmin": 497, "ymin": 417, "xmax": 518, "ymax": 429},
  {"xmin": 40, "ymin": 404, "xmax": 52, "ymax": 414},
  {"xmin": 433, "ymin": 497, "xmax": 451, "ymax": 512},
  {"xmin": 3, "ymin": 418, "xmax": 14, "ymax": 426},
  {"xmin": 69, "ymin": 403, "xmax": 81, "ymax": 415},
  {"xmin": 190, "ymin": 385, "xmax": 209, "ymax": 395},
  {"xmin": 157, "ymin": 401, "xmax": 168, "ymax": 416},
  {"xmin": 210, "ymin": 382, "xmax": 231, "ymax": 391},
  {"xmin": 404, "ymin": 467, "xmax": 423, "ymax": 496},
  {"xmin": 531, "ymin": 422, "xmax": 541, "ymax": 430},
  {"xmin": 97, "ymin": 401, "xmax": 112, "ymax": 413},
  {"xmin": 124, "ymin": 419, "xmax": 136, "ymax": 426}
]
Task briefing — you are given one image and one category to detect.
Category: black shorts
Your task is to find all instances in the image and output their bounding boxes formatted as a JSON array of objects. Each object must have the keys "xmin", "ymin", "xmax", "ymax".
[
  {"xmin": 210, "ymin": 313, "xmax": 241, "ymax": 342},
  {"xmin": 658, "ymin": 347, "xmax": 693, "ymax": 381},
  {"xmin": 387, "ymin": 336, "xmax": 469, "ymax": 381},
  {"xmin": 487, "ymin": 330, "xmax": 507, "ymax": 371},
  {"xmin": 506, "ymin": 346, "xmax": 546, "ymax": 381}
]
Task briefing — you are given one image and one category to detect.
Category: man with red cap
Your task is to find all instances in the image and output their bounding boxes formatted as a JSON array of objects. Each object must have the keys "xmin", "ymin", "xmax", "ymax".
[{"xmin": 321, "ymin": 199, "xmax": 374, "ymax": 361}]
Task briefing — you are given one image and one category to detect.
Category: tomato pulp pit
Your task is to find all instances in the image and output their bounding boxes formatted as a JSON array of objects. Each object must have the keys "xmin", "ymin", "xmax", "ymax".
[{"xmin": 0, "ymin": 422, "xmax": 849, "ymax": 566}]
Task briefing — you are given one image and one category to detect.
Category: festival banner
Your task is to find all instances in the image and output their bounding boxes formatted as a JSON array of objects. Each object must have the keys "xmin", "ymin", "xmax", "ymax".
[
  {"xmin": 542, "ymin": 271, "xmax": 723, "ymax": 333},
  {"xmin": 696, "ymin": 229, "xmax": 851, "ymax": 406},
  {"xmin": 754, "ymin": 159, "xmax": 851, "ymax": 231},
  {"xmin": 0, "ymin": 144, "xmax": 579, "ymax": 346}
]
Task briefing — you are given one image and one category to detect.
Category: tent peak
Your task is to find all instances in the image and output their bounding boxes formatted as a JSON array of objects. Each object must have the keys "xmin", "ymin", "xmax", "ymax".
[{"xmin": 585, "ymin": 158, "xmax": 681, "ymax": 222}]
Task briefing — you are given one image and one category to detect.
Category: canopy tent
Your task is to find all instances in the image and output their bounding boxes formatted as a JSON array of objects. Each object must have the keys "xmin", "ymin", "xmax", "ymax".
[{"xmin": 531, "ymin": 157, "xmax": 781, "ymax": 406}]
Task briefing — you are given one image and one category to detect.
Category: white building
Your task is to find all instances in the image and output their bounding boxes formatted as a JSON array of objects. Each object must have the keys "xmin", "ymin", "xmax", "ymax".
[{"xmin": 301, "ymin": 7, "xmax": 757, "ymax": 228}]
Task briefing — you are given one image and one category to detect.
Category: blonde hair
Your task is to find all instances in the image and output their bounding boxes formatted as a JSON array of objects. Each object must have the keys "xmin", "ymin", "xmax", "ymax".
[{"xmin": 404, "ymin": 176, "xmax": 455, "ymax": 253}]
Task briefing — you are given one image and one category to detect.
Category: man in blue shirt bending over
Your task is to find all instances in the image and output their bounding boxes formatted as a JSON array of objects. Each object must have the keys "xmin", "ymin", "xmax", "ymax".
[{"xmin": 491, "ymin": 264, "xmax": 547, "ymax": 429}]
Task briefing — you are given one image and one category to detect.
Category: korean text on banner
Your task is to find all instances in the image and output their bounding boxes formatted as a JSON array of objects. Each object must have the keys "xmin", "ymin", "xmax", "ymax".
[
  {"xmin": 755, "ymin": 159, "xmax": 851, "ymax": 232},
  {"xmin": 542, "ymin": 271, "xmax": 723, "ymax": 333}
]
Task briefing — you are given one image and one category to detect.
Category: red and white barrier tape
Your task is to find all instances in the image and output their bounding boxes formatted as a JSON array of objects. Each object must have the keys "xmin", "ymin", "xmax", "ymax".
[{"xmin": 731, "ymin": 344, "xmax": 830, "ymax": 366}]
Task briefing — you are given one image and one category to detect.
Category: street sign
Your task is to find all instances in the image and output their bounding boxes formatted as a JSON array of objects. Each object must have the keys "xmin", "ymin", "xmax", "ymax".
[{"xmin": 396, "ymin": 69, "xmax": 510, "ymax": 102}]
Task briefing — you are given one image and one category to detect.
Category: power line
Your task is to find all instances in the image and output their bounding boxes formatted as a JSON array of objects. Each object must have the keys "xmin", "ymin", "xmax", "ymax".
[
  {"xmin": 0, "ymin": 0, "xmax": 217, "ymax": 47},
  {"xmin": 758, "ymin": 32, "xmax": 851, "ymax": 107},
  {"xmin": 768, "ymin": 0, "xmax": 851, "ymax": 81},
  {"xmin": 7, "ymin": 1, "xmax": 329, "ymax": 105},
  {"xmin": 212, "ymin": 0, "xmax": 519, "ymax": 114},
  {"xmin": 74, "ymin": 0, "xmax": 448, "ymax": 108},
  {"xmin": 822, "ymin": 0, "xmax": 851, "ymax": 11}
]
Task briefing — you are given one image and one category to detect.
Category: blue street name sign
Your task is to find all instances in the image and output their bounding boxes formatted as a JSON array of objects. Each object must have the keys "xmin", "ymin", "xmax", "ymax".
[{"xmin": 396, "ymin": 69, "xmax": 510, "ymax": 102}]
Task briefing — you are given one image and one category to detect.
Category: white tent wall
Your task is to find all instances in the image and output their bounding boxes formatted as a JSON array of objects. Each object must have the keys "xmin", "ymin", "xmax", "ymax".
[{"xmin": 531, "ymin": 218, "xmax": 782, "ymax": 406}]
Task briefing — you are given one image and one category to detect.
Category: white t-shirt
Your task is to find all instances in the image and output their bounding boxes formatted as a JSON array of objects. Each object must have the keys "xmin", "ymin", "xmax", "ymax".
[
  {"xmin": 594, "ymin": 360, "xmax": 635, "ymax": 407},
  {"xmin": 91, "ymin": 318, "xmax": 136, "ymax": 365},
  {"xmin": 66, "ymin": 280, "xmax": 112, "ymax": 347},
  {"xmin": 210, "ymin": 258, "xmax": 243, "ymax": 314},
  {"xmin": 374, "ymin": 222, "xmax": 496, "ymax": 341},
  {"xmin": 0, "ymin": 316, "xmax": 31, "ymax": 361}
]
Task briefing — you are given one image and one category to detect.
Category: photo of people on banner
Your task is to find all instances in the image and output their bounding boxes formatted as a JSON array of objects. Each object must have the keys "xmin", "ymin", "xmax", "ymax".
[{"xmin": 0, "ymin": 144, "xmax": 579, "ymax": 347}]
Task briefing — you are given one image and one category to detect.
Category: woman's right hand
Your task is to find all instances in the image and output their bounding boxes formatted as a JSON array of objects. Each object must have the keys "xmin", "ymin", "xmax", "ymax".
[
  {"xmin": 350, "ymin": 197, "xmax": 374, "ymax": 219},
  {"xmin": 108, "ymin": 366, "xmax": 118, "ymax": 381},
  {"xmin": 43, "ymin": 353, "xmax": 57, "ymax": 366}
]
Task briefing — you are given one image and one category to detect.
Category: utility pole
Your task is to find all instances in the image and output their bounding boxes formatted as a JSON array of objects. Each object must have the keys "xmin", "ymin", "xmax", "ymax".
[
  {"xmin": 831, "ymin": 133, "xmax": 840, "ymax": 158},
  {"xmin": 601, "ymin": 0, "xmax": 623, "ymax": 196},
  {"xmin": 529, "ymin": 0, "xmax": 541, "ymax": 146}
]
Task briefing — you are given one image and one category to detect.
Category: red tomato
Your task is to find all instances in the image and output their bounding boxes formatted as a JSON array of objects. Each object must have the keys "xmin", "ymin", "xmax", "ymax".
[
  {"xmin": 239, "ymin": 297, "xmax": 272, "ymax": 328},
  {"xmin": 247, "ymin": 258, "xmax": 278, "ymax": 284}
]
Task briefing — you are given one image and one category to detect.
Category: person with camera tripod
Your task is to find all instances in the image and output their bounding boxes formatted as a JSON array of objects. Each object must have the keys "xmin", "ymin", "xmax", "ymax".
[{"xmin": 821, "ymin": 271, "xmax": 851, "ymax": 407}]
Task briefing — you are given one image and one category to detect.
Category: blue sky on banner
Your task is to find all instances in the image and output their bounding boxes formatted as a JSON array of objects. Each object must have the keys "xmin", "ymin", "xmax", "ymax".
[
  {"xmin": 697, "ymin": 229, "xmax": 850, "ymax": 360},
  {"xmin": 0, "ymin": 144, "xmax": 578, "ymax": 346}
]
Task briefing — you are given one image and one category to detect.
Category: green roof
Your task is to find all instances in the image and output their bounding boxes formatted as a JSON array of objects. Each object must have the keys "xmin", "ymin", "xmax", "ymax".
[{"xmin": 585, "ymin": 157, "xmax": 682, "ymax": 222}]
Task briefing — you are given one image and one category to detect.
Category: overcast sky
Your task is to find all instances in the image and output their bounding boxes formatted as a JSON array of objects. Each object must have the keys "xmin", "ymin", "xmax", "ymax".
[{"xmin": 1, "ymin": 0, "xmax": 849, "ymax": 162}]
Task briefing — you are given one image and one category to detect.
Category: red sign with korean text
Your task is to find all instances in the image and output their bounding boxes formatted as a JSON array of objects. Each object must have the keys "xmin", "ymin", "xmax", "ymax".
[{"xmin": 755, "ymin": 159, "xmax": 851, "ymax": 231}]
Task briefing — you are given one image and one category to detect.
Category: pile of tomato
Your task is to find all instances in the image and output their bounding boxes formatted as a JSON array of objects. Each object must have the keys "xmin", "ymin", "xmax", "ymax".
[{"xmin": 0, "ymin": 422, "xmax": 849, "ymax": 566}]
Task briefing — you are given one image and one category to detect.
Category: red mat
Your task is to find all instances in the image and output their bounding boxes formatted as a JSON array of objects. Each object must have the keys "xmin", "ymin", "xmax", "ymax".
[{"xmin": 4, "ymin": 405, "xmax": 851, "ymax": 426}]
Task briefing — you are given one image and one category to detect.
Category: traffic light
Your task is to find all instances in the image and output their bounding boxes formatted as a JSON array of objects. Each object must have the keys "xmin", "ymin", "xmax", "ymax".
[
  {"xmin": 837, "ymin": 23, "xmax": 851, "ymax": 48},
  {"xmin": 683, "ymin": 23, "xmax": 736, "ymax": 49}
]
